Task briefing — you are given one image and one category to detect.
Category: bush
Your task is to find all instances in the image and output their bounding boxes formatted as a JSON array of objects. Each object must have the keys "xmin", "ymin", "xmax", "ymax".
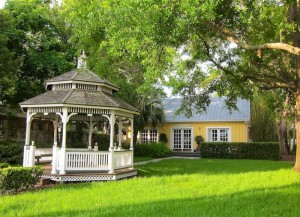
[
  {"xmin": 0, "ymin": 141, "xmax": 23, "ymax": 165},
  {"xmin": 0, "ymin": 166, "xmax": 43, "ymax": 193},
  {"xmin": 201, "ymin": 142, "xmax": 280, "ymax": 160},
  {"xmin": 134, "ymin": 142, "xmax": 172, "ymax": 158},
  {"xmin": 159, "ymin": 133, "xmax": 168, "ymax": 143},
  {"xmin": 0, "ymin": 163, "xmax": 10, "ymax": 169}
]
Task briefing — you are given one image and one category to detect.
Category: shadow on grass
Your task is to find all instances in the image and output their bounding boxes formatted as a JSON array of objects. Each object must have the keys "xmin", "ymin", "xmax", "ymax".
[
  {"xmin": 21, "ymin": 183, "xmax": 300, "ymax": 217},
  {"xmin": 136, "ymin": 158, "xmax": 294, "ymax": 177}
]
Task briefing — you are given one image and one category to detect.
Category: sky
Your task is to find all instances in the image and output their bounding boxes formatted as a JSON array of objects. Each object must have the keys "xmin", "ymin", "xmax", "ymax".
[{"xmin": 0, "ymin": 0, "xmax": 5, "ymax": 9}]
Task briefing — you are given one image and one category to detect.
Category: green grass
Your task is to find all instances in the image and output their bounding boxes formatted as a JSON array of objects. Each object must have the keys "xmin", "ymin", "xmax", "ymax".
[
  {"xmin": 133, "ymin": 156, "xmax": 153, "ymax": 163},
  {"xmin": 1, "ymin": 159, "xmax": 300, "ymax": 217}
]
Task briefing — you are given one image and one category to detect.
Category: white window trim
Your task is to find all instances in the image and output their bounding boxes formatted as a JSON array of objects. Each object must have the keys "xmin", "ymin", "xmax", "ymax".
[
  {"xmin": 170, "ymin": 127, "xmax": 194, "ymax": 152},
  {"xmin": 140, "ymin": 128, "xmax": 159, "ymax": 143},
  {"xmin": 206, "ymin": 127, "xmax": 232, "ymax": 142}
]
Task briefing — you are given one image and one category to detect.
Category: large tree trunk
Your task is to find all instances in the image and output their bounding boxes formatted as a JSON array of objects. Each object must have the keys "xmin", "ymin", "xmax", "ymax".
[
  {"xmin": 277, "ymin": 118, "xmax": 288, "ymax": 155},
  {"xmin": 295, "ymin": 91, "xmax": 300, "ymax": 171},
  {"xmin": 293, "ymin": 0, "xmax": 300, "ymax": 171}
]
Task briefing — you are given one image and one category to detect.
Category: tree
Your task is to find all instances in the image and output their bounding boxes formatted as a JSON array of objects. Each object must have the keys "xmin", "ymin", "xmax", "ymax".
[
  {"xmin": 61, "ymin": 0, "xmax": 166, "ymax": 144},
  {"xmin": 59, "ymin": 0, "xmax": 300, "ymax": 169},
  {"xmin": 72, "ymin": 0, "xmax": 300, "ymax": 171},
  {"xmin": 250, "ymin": 92, "xmax": 278, "ymax": 143},
  {"xmin": 1, "ymin": 0, "xmax": 75, "ymax": 106}
]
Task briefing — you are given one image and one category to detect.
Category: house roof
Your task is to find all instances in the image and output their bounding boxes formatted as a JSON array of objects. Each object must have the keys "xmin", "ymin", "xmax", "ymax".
[
  {"xmin": 19, "ymin": 89, "xmax": 139, "ymax": 112},
  {"xmin": 46, "ymin": 68, "xmax": 119, "ymax": 89},
  {"xmin": 162, "ymin": 97, "xmax": 250, "ymax": 122}
]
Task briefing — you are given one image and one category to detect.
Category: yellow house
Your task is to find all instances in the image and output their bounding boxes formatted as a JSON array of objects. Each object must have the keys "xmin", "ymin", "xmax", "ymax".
[{"xmin": 130, "ymin": 97, "xmax": 250, "ymax": 152}]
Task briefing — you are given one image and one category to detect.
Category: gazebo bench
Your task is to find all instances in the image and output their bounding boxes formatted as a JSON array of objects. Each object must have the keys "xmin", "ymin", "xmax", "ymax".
[{"xmin": 35, "ymin": 154, "xmax": 52, "ymax": 164}]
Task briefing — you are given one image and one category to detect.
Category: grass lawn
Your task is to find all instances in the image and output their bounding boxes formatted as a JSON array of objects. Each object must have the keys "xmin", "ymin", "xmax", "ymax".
[
  {"xmin": 1, "ymin": 159, "xmax": 300, "ymax": 217},
  {"xmin": 133, "ymin": 156, "xmax": 153, "ymax": 163}
]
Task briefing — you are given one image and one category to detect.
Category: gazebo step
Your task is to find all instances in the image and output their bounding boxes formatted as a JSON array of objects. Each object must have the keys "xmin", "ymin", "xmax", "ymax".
[{"xmin": 41, "ymin": 168, "xmax": 137, "ymax": 182}]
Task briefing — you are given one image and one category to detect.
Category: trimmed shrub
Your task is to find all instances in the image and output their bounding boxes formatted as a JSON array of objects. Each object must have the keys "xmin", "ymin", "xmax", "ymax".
[
  {"xmin": 0, "ymin": 166, "xmax": 43, "ymax": 193},
  {"xmin": 159, "ymin": 133, "xmax": 168, "ymax": 143},
  {"xmin": 201, "ymin": 142, "xmax": 280, "ymax": 160},
  {"xmin": 0, "ymin": 163, "xmax": 10, "ymax": 169},
  {"xmin": 0, "ymin": 141, "xmax": 23, "ymax": 165},
  {"xmin": 134, "ymin": 142, "xmax": 172, "ymax": 158}
]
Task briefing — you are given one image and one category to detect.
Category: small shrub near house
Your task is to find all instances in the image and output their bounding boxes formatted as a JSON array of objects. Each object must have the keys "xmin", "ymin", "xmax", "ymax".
[
  {"xmin": 0, "ymin": 166, "xmax": 43, "ymax": 193},
  {"xmin": 134, "ymin": 142, "xmax": 172, "ymax": 158},
  {"xmin": 0, "ymin": 141, "xmax": 23, "ymax": 165},
  {"xmin": 201, "ymin": 142, "xmax": 280, "ymax": 160}
]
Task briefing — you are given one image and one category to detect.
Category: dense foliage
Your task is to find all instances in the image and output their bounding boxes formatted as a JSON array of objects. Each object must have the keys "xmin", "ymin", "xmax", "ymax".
[
  {"xmin": 0, "ymin": 141, "xmax": 23, "ymax": 165},
  {"xmin": 134, "ymin": 142, "xmax": 172, "ymax": 158},
  {"xmin": 0, "ymin": 166, "xmax": 43, "ymax": 193},
  {"xmin": 159, "ymin": 133, "xmax": 168, "ymax": 143},
  {"xmin": 201, "ymin": 142, "xmax": 280, "ymax": 160},
  {"xmin": 0, "ymin": 0, "xmax": 76, "ymax": 106}
]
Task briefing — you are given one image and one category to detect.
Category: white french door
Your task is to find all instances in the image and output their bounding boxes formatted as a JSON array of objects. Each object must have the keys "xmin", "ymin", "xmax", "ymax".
[{"xmin": 172, "ymin": 128, "xmax": 192, "ymax": 150}]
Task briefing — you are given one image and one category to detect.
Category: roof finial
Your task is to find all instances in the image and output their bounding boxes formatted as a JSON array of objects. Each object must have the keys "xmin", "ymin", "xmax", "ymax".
[{"xmin": 77, "ymin": 50, "xmax": 87, "ymax": 68}]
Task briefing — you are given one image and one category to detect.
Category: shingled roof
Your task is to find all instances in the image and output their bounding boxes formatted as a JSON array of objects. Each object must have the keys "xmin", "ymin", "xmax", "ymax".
[
  {"xmin": 19, "ymin": 89, "xmax": 139, "ymax": 112},
  {"xmin": 46, "ymin": 68, "xmax": 119, "ymax": 89},
  {"xmin": 162, "ymin": 97, "xmax": 250, "ymax": 122},
  {"xmin": 19, "ymin": 62, "xmax": 139, "ymax": 113}
]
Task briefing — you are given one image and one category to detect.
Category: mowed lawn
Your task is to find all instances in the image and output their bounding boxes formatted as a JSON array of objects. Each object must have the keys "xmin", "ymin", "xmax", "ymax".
[{"xmin": 1, "ymin": 159, "xmax": 300, "ymax": 217}]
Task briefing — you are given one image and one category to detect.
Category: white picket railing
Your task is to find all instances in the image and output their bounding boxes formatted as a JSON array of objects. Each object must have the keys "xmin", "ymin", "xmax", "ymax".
[
  {"xmin": 114, "ymin": 150, "xmax": 133, "ymax": 169},
  {"xmin": 66, "ymin": 151, "xmax": 110, "ymax": 171}
]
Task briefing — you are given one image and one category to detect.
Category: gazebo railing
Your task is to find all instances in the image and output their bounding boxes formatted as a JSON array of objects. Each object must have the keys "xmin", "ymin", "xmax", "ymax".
[
  {"xmin": 114, "ymin": 150, "xmax": 133, "ymax": 169},
  {"xmin": 52, "ymin": 148, "xmax": 133, "ymax": 173},
  {"xmin": 65, "ymin": 150, "xmax": 110, "ymax": 171}
]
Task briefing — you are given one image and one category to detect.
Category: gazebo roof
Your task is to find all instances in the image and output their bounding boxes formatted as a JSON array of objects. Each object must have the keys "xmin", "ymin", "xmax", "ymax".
[
  {"xmin": 46, "ymin": 68, "xmax": 119, "ymax": 90},
  {"xmin": 19, "ymin": 54, "xmax": 139, "ymax": 115},
  {"xmin": 19, "ymin": 89, "xmax": 139, "ymax": 112}
]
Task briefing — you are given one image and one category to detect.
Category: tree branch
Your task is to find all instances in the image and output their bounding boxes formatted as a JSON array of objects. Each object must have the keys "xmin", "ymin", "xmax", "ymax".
[{"xmin": 208, "ymin": 22, "xmax": 300, "ymax": 55}]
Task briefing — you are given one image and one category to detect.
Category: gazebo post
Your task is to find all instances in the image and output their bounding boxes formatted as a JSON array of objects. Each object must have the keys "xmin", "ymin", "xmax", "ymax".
[
  {"xmin": 109, "ymin": 111, "xmax": 116, "ymax": 173},
  {"xmin": 129, "ymin": 118, "xmax": 134, "ymax": 169},
  {"xmin": 118, "ymin": 120, "xmax": 122, "ymax": 150},
  {"xmin": 130, "ymin": 118, "xmax": 134, "ymax": 150},
  {"xmin": 23, "ymin": 111, "xmax": 36, "ymax": 167},
  {"xmin": 51, "ymin": 118, "xmax": 59, "ymax": 174},
  {"xmin": 59, "ymin": 108, "xmax": 68, "ymax": 175},
  {"xmin": 88, "ymin": 115, "xmax": 93, "ymax": 150}
]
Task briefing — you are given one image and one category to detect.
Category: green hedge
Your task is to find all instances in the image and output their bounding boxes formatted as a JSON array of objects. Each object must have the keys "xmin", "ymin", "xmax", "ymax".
[
  {"xmin": 0, "ymin": 166, "xmax": 43, "ymax": 193},
  {"xmin": 0, "ymin": 141, "xmax": 23, "ymax": 165},
  {"xmin": 200, "ymin": 142, "xmax": 280, "ymax": 160},
  {"xmin": 134, "ymin": 142, "xmax": 172, "ymax": 158}
]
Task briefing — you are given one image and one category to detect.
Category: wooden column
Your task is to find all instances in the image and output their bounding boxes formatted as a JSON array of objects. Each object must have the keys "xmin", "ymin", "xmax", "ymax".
[
  {"xmin": 129, "ymin": 118, "xmax": 134, "ymax": 169},
  {"xmin": 59, "ymin": 108, "xmax": 68, "ymax": 175},
  {"xmin": 130, "ymin": 118, "xmax": 134, "ymax": 150},
  {"xmin": 23, "ymin": 111, "xmax": 36, "ymax": 167},
  {"xmin": 51, "ymin": 118, "xmax": 59, "ymax": 174},
  {"xmin": 118, "ymin": 119, "xmax": 123, "ymax": 150},
  {"xmin": 109, "ymin": 111, "xmax": 115, "ymax": 173},
  {"xmin": 88, "ymin": 115, "xmax": 93, "ymax": 150}
]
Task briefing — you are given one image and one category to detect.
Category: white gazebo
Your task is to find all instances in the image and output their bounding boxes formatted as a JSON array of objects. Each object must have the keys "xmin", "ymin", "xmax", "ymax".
[{"xmin": 19, "ymin": 54, "xmax": 140, "ymax": 182}]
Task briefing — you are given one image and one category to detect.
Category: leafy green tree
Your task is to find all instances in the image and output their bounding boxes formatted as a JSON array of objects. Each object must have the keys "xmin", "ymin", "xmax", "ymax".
[
  {"xmin": 66, "ymin": 0, "xmax": 300, "ymax": 170},
  {"xmin": 1, "ymin": 0, "xmax": 75, "ymax": 106},
  {"xmin": 250, "ymin": 92, "xmax": 278, "ymax": 143}
]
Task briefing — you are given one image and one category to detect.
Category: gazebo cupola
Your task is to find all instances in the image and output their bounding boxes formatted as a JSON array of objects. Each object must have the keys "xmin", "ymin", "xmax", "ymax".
[{"xmin": 19, "ymin": 53, "xmax": 139, "ymax": 180}]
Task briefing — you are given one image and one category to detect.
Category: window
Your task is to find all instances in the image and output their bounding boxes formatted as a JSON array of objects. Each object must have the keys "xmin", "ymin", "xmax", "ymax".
[
  {"xmin": 172, "ymin": 128, "xmax": 192, "ymax": 150},
  {"xmin": 207, "ymin": 128, "xmax": 230, "ymax": 142},
  {"xmin": 141, "ymin": 129, "xmax": 158, "ymax": 143}
]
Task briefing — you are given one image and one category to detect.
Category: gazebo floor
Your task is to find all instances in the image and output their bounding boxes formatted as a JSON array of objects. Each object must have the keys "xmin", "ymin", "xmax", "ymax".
[{"xmin": 41, "ymin": 165, "xmax": 137, "ymax": 182}]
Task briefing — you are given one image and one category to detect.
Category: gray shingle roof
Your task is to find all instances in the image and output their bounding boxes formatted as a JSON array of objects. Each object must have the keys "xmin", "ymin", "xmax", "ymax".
[
  {"xmin": 19, "ymin": 89, "xmax": 139, "ymax": 112},
  {"xmin": 162, "ymin": 97, "xmax": 250, "ymax": 122},
  {"xmin": 46, "ymin": 68, "xmax": 118, "ymax": 89}
]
